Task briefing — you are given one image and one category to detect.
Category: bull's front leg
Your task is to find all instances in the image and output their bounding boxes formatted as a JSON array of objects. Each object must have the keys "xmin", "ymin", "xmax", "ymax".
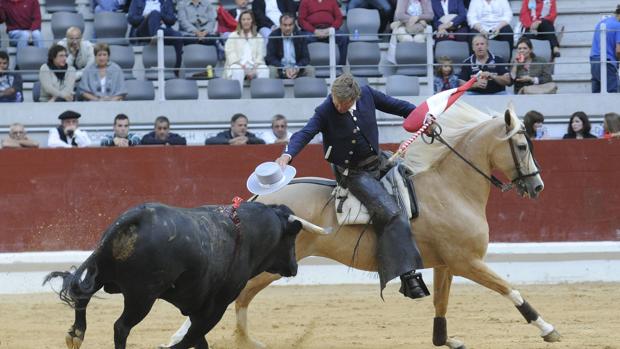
[{"xmin": 65, "ymin": 298, "xmax": 90, "ymax": 349}]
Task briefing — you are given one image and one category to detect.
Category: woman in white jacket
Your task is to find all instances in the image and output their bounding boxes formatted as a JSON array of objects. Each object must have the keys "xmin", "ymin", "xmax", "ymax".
[
  {"xmin": 223, "ymin": 10, "xmax": 269, "ymax": 88},
  {"xmin": 467, "ymin": 0, "xmax": 514, "ymax": 57}
]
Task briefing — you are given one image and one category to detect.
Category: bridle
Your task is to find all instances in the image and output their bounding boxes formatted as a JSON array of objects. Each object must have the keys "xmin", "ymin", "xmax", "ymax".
[{"xmin": 426, "ymin": 124, "xmax": 541, "ymax": 193}]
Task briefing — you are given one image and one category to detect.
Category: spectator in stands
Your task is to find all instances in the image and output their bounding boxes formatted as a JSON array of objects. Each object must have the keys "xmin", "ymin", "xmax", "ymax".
[
  {"xmin": 431, "ymin": 0, "xmax": 469, "ymax": 42},
  {"xmin": 39, "ymin": 45, "xmax": 77, "ymax": 102},
  {"xmin": 523, "ymin": 109, "xmax": 548, "ymax": 139},
  {"xmin": 141, "ymin": 116, "xmax": 187, "ymax": 145},
  {"xmin": 458, "ymin": 34, "xmax": 511, "ymax": 94},
  {"xmin": 347, "ymin": 0, "xmax": 392, "ymax": 34},
  {"xmin": 0, "ymin": 51, "xmax": 23, "ymax": 102},
  {"xmin": 261, "ymin": 114, "xmax": 292, "ymax": 144},
  {"xmin": 298, "ymin": 0, "xmax": 348, "ymax": 67},
  {"xmin": 57, "ymin": 27, "xmax": 95, "ymax": 81},
  {"xmin": 48, "ymin": 110, "xmax": 93, "ymax": 148},
  {"xmin": 79, "ymin": 43, "xmax": 127, "ymax": 101},
  {"xmin": 0, "ymin": 0, "xmax": 43, "ymax": 48},
  {"xmin": 266, "ymin": 13, "xmax": 310, "ymax": 79},
  {"xmin": 510, "ymin": 36, "xmax": 553, "ymax": 94},
  {"xmin": 128, "ymin": 0, "xmax": 184, "ymax": 70},
  {"xmin": 433, "ymin": 56, "xmax": 459, "ymax": 92},
  {"xmin": 205, "ymin": 113, "xmax": 265, "ymax": 145},
  {"xmin": 101, "ymin": 113, "xmax": 142, "ymax": 146},
  {"xmin": 229, "ymin": 0, "xmax": 248, "ymax": 21},
  {"xmin": 93, "ymin": 0, "xmax": 126, "ymax": 13},
  {"xmin": 391, "ymin": 0, "xmax": 433, "ymax": 43},
  {"xmin": 223, "ymin": 10, "xmax": 269, "ymax": 86},
  {"xmin": 589, "ymin": 5, "xmax": 620, "ymax": 93},
  {"xmin": 467, "ymin": 0, "xmax": 514, "ymax": 56},
  {"xmin": 603, "ymin": 112, "xmax": 620, "ymax": 139},
  {"xmin": 1, "ymin": 123, "xmax": 38, "ymax": 148},
  {"xmin": 177, "ymin": 0, "xmax": 219, "ymax": 45},
  {"xmin": 562, "ymin": 111, "xmax": 596, "ymax": 139},
  {"xmin": 520, "ymin": 0, "xmax": 560, "ymax": 58},
  {"xmin": 252, "ymin": 0, "xmax": 297, "ymax": 40}
]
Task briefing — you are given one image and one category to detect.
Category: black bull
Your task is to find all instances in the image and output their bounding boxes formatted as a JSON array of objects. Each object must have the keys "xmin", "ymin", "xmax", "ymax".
[{"xmin": 45, "ymin": 202, "xmax": 304, "ymax": 349}]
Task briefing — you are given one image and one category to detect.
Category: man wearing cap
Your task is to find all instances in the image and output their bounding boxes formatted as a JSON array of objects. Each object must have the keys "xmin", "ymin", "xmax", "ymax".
[
  {"xmin": 275, "ymin": 73, "xmax": 429, "ymax": 299},
  {"xmin": 47, "ymin": 110, "xmax": 93, "ymax": 148},
  {"xmin": 589, "ymin": 5, "xmax": 620, "ymax": 93}
]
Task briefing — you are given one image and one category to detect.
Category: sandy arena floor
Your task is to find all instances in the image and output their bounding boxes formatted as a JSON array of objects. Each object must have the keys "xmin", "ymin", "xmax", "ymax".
[{"xmin": 0, "ymin": 283, "xmax": 618, "ymax": 349}]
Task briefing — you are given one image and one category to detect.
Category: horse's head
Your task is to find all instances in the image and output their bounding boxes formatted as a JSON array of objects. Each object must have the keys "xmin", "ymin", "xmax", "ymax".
[{"xmin": 490, "ymin": 103, "xmax": 544, "ymax": 199}]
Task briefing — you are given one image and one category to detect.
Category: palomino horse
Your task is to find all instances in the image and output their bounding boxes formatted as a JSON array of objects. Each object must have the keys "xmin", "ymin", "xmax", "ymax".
[{"xmin": 170, "ymin": 101, "xmax": 561, "ymax": 348}]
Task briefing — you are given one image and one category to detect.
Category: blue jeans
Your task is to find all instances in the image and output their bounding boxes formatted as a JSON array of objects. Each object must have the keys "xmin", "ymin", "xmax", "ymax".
[
  {"xmin": 590, "ymin": 57, "xmax": 620, "ymax": 93},
  {"xmin": 136, "ymin": 11, "xmax": 184, "ymax": 68},
  {"xmin": 347, "ymin": 0, "xmax": 392, "ymax": 32},
  {"xmin": 8, "ymin": 30, "xmax": 44, "ymax": 48}
]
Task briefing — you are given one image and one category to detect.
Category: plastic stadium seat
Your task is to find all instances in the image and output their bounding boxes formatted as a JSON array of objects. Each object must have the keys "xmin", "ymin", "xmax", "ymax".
[
  {"xmin": 434, "ymin": 40, "xmax": 470, "ymax": 74},
  {"xmin": 347, "ymin": 42, "xmax": 382, "ymax": 77},
  {"xmin": 395, "ymin": 42, "xmax": 427, "ymax": 76},
  {"xmin": 488, "ymin": 39, "xmax": 511, "ymax": 61},
  {"xmin": 32, "ymin": 81, "xmax": 41, "ymax": 102},
  {"xmin": 207, "ymin": 78, "xmax": 242, "ymax": 99},
  {"xmin": 109, "ymin": 45, "xmax": 135, "ymax": 80},
  {"xmin": 346, "ymin": 8, "xmax": 380, "ymax": 41},
  {"xmin": 531, "ymin": 39, "xmax": 552, "ymax": 63},
  {"xmin": 45, "ymin": 0, "xmax": 77, "ymax": 13},
  {"xmin": 94, "ymin": 12, "xmax": 129, "ymax": 46},
  {"xmin": 51, "ymin": 12, "xmax": 85, "ymax": 40},
  {"xmin": 293, "ymin": 77, "xmax": 327, "ymax": 98},
  {"xmin": 142, "ymin": 44, "xmax": 177, "ymax": 80},
  {"xmin": 124, "ymin": 80, "xmax": 155, "ymax": 100},
  {"xmin": 308, "ymin": 42, "xmax": 340, "ymax": 78},
  {"xmin": 354, "ymin": 76, "xmax": 368, "ymax": 87},
  {"xmin": 250, "ymin": 78, "xmax": 285, "ymax": 98},
  {"xmin": 165, "ymin": 79, "xmax": 199, "ymax": 100},
  {"xmin": 16, "ymin": 46, "xmax": 48, "ymax": 82},
  {"xmin": 181, "ymin": 44, "xmax": 218, "ymax": 79},
  {"xmin": 386, "ymin": 75, "xmax": 420, "ymax": 96}
]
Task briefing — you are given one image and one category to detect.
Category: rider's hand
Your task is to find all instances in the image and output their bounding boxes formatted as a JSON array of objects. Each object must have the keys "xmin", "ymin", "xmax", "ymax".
[{"xmin": 275, "ymin": 154, "xmax": 291, "ymax": 169}]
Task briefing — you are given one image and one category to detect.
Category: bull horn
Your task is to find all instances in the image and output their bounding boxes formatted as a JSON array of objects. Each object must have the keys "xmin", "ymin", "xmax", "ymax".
[{"xmin": 288, "ymin": 215, "xmax": 332, "ymax": 235}]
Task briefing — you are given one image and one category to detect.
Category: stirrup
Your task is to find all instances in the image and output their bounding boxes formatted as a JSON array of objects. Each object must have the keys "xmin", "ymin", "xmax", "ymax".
[{"xmin": 399, "ymin": 271, "xmax": 430, "ymax": 299}]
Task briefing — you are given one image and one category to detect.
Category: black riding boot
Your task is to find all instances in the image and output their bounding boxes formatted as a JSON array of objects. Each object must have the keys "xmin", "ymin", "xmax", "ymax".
[{"xmin": 399, "ymin": 270, "xmax": 430, "ymax": 299}]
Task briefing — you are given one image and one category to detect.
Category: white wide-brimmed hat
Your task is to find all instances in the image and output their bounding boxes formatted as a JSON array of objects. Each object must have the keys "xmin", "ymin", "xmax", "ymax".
[{"xmin": 246, "ymin": 162, "xmax": 296, "ymax": 195}]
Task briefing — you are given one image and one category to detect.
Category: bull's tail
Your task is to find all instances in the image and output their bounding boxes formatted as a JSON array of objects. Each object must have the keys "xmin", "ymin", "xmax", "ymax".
[{"xmin": 43, "ymin": 254, "xmax": 100, "ymax": 309}]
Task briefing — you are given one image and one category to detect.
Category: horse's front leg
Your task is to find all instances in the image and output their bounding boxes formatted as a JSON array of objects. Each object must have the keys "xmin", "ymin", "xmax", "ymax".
[
  {"xmin": 432, "ymin": 266, "xmax": 466, "ymax": 349},
  {"xmin": 454, "ymin": 259, "xmax": 561, "ymax": 343}
]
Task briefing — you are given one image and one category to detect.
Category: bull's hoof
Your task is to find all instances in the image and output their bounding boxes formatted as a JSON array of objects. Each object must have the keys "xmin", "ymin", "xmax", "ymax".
[
  {"xmin": 65, "ymin": 333, "xmax": 83, "ymax": 349},
  {"xmin": 542, "ymin": 329, "xmax": 562, "ymax": 342}
]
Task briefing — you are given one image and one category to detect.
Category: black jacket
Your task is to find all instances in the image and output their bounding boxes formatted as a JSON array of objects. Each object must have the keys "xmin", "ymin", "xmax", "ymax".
[
  {"xmin": 141, "ymin": 131, "xmax": 187, "ymax": 145},
  {"xmin": 265, "ymin": 28, "xmax": 310, "ymax": 74},
  {"xmin": 205, "ymin": 129, "xmax": 265, "ymax": 145},
  {"xmin": 252, "ymin": 0, "xmax": 298, "ymax": 29}
]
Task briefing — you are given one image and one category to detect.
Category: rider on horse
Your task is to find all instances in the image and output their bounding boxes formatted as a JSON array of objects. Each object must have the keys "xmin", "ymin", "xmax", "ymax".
[{"xmin": 275, "ymin": 73, "xmax": 429, "ymax": 299}]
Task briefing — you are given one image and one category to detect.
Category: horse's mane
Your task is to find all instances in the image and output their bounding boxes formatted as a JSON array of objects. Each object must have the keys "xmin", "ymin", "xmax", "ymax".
[{"xmin": 404, "ymin": 100, "xmax": 520, "ymax": 174}]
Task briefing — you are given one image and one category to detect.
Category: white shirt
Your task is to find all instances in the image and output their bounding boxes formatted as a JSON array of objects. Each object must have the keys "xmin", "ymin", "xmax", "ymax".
[
  {"xmin": 143, "ymin": 0, "xmax": 161, "ymax": 17},
  {"xmin": 47, "ymin": 128, "xmax": 92, "ymax": 148},
  {"xmin": 264, "ymin": 0, "xmax": 282, "ymax": 28},
  {"xmin": 261, "ymin": 130, "xmax": 292, "ymax": 144},
  {"xmin": 467, "ymin": 0, "xmax": 512, "ymax": 32}
]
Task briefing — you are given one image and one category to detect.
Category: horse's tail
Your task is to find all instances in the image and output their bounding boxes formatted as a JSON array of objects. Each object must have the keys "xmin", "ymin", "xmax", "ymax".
[{"xmin": 43, "ymin": 254, "xmax": 99, "ymax": 309}]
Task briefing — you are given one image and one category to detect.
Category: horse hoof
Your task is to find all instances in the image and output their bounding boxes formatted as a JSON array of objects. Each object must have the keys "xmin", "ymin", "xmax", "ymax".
[
  {"xmin": 235, "ymin": 332, "xmax": 267, "ymax": 349},
  {"xmin": 543, "ymin": 329, "xmax": 562, "ymax": 342}
]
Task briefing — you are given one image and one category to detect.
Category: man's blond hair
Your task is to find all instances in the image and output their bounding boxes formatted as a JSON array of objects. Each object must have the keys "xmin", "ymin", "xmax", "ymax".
[{"xmin": 331, "ymin": 73, "xmax": 361, "ymax": 102}]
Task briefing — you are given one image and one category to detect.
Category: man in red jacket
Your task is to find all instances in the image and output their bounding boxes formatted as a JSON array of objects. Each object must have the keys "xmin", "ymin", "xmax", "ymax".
[
  {"xmin": 0, "ymin": 0, "xmax": 44, "ymax": 48},
  {"xmin": 298, "ymin": 0, "xmax": 348, "ymax": 66}
]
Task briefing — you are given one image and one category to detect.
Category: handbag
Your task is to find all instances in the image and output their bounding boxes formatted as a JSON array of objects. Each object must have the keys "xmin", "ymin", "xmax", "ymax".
[{"xmin": 518, "ymin": 82, "xmax": 558, "ymax": 94}]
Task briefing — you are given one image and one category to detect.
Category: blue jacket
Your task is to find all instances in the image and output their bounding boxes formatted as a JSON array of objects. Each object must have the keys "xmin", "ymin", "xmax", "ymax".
[
  {"xmin": 285, "ymin": 86, "xmax": 416, "ymax": 167},
  {"xmin": 128, "ymin": 0, "xmax": 177, "ymax": 28},
  {"xmin": 431, "ymin": 0, "xmax": 467, "ymax": 30}
]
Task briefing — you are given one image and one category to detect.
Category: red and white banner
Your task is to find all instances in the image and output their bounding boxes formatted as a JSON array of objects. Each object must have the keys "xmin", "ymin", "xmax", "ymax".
[{"xmin": 403, "ymin": 77, "xmax": 477, "ymax": 132}]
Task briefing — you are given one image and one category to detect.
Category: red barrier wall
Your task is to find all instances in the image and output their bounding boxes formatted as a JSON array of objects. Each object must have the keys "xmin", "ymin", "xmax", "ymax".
[{"xmin": 0, "ymin": 140, "xmax": 618, "ymax": 252}]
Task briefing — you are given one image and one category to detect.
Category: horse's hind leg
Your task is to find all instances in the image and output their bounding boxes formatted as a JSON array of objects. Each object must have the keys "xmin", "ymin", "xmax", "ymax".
[
  {"xmin": 454, "ymin": 259, "xmax": 561, "ymax": 343},
  {"xmin": 113, "ymin": 293, "xmax": 156, "ymax": 349},
  {"xmin": 234, "ymin": 272, "xmax": 283, "ymax": 349}
]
